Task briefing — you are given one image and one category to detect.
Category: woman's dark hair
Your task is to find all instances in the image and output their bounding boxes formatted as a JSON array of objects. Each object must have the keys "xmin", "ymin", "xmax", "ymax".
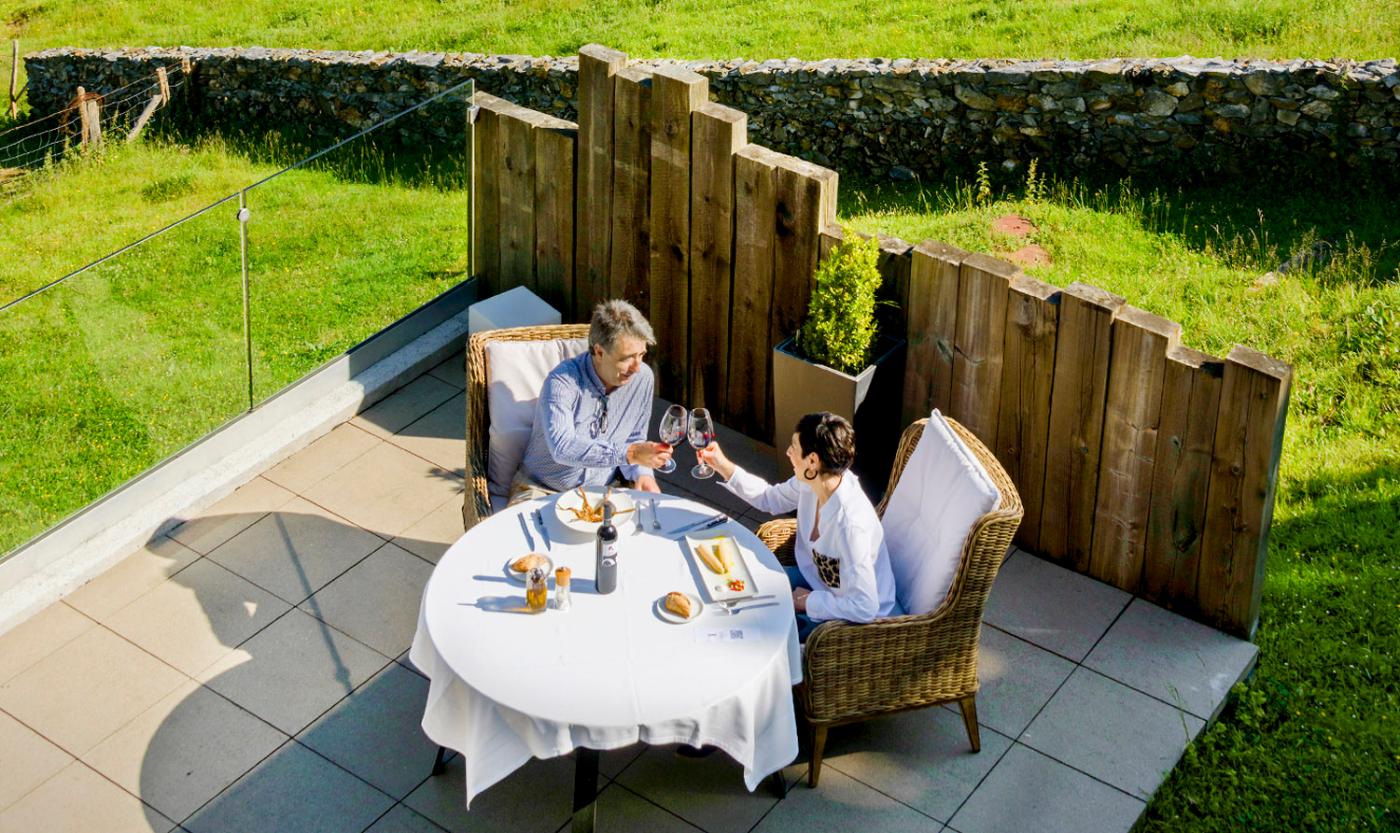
[{"xmin": 795, "ymin": 412, "xmax": 856, "ymax": 475}]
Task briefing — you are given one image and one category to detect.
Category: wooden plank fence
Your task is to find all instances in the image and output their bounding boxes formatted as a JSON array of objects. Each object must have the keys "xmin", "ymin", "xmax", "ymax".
[{"xmin": 467, "ymin": 44, "xmax": 1291, "ymax": 638}]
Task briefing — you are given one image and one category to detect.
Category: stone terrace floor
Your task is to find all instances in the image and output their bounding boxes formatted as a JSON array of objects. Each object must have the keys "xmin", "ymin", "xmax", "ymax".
[{"xmin": 0, "ymin": 351, "xmax": 1259, "ymax": 833}]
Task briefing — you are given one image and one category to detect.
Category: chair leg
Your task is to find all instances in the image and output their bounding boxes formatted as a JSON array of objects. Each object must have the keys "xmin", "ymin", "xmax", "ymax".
[
  {"xmin": 808, "ymin": 725, "xmax": 828, "ymax": 787},
  {"xmin": 958, "ymin": 696, "xmax": 981, "ymax": 753}
]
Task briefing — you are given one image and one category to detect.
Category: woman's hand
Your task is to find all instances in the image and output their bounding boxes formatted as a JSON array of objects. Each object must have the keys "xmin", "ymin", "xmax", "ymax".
[
  {"xmin": 697, "ymin": 441, "xmax": 737, "ymax": 481},
  {"xmin": 792, "ymin": 587, "xmax": 811, "ymax": 614}
]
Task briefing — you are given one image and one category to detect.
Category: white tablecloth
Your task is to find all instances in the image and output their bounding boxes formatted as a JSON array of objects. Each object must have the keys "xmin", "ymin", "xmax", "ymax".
[{"xmin": 410, "ymin": 491, "xmax": 803, "ymax": 807}]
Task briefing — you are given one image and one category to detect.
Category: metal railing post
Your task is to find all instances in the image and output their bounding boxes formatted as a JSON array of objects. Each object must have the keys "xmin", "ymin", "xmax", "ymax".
[{"xmin": 237, "ymin": 190, "xmax": 253, "ymax": 411}]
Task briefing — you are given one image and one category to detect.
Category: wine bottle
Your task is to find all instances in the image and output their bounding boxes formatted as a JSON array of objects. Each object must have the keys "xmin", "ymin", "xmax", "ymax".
[{"xmin": 595, "ymin": 500, "xmax": 618, "ymax": 594}]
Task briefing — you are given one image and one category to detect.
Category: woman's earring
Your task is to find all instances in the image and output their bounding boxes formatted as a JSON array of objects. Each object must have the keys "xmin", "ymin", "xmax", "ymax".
[{"xmin": 803, "ymin": 466, "xmax": 818, "ymax": 481}]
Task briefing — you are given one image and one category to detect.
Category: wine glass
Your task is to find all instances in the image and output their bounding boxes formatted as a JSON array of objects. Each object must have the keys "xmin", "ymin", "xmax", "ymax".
[
  {"xmin": 688, "ymin": 408, "xmax": 716, "ymax": 480},
  {"xmin": 656, "ymin": 405, "xmax": 687, "ymax": 474}
]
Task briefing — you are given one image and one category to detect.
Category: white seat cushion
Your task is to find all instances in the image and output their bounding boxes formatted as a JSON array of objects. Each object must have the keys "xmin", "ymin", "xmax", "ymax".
[
  {"xmin": 485, "ymin": 337, "xmax": 588, "ymax": 497},
  {"xmin": 880, "ymin": 409, "xmax": 1001, "ymax": 616}
]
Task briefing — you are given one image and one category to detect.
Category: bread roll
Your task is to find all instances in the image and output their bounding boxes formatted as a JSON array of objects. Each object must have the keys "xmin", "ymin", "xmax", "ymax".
[
  {"xmin": 511, "ymin": 553, "xmax": 549, "ymax": 573},
  {"xmin": 664, "ymin": 591, "xmax": 693, "ymax": 619}
]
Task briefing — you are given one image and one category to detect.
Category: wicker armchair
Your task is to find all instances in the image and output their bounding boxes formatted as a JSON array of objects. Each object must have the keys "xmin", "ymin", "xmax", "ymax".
[
  {"xmin": 462, "ymin": 324, "xmax": 591, "ymax": 529},
  {"xmin": 756, "ymin": 417, "xmax": 1023, "ymax": 787}
]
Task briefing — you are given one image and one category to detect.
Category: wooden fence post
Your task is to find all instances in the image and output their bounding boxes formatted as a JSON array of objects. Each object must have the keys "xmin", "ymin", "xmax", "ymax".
[
  {"xmin": 534, "ymin": 114, "xmax": 578, "ymax": 315},
  {"xmin": 996, "ymin": 275, "xmax": 1060, "ymax": 551},
  {"xmin": 688, "ymin": 101, "xmax": 747, "ymax": 412},
  {"xmin": 1038, "ymin": 282, "xmax": 1124, "ymax": 572},
  {"xmin": 1142, "ymin": 345, "xmax": 1224, "ymax": 613},
  {"xmin": 1088, "ymin": 306, "xmax": 1181, "ymax": 592},
  {"xmin": 609, "ymin": 66, "xmax": 652, "ymax": 313},
  {"xmin": 727, "ymin": 144, "xmax": 779, "ymax": 438},
  {"xmin": 648, "ymin": 64, "xmax": 708, "ymax": 403},
  {"xmin": 1197, "ymin": 345, "xmax": 1292, "ymax": 637},
  {"xmin": 126, "ymin": 68, "xmax": 169, "ymax": 143},
  {"xmin": 498, "ymin": 103, "xmax": 538, "ymax": 291},
  {"xmin": 903, "ymin": 241, "xmax": 965, "ymax": 426},
  {"xmin": 8, "ymin": 40, "xmax": 17, "ymax": 119},
  {"xmin": 575, "ymin": 44, "xmax": 627, "ymax": 320},
  {"xmin": 949, "ymin": 253, "xmax": 1015, "ymax": 445},
  {"xmin": 471, "ymin": 92, "xmax": 503, "ymax": 297}
]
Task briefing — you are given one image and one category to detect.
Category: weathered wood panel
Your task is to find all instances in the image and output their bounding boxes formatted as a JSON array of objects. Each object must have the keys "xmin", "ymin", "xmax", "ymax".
[
  {"xmin": 648, "ymin": 65, "xmax": 708, "ymax": 402},
  {"xmin": 903, "ymin": 241, "xmax": 964, "ymax": 426},
  {"xmin": 726, "ymin": 144, "xmax": 779, "ymax": 439},
  {"xmin": 1039, "ymin": 282, "xmax": 1125, "ymax": 571},
  {"xmin": 608, "ymin": 66, "xmax": 652, "ymax": 314},
  {"xmin": 1088, "ymin": 306, "xmax": 1182, "ymax": 592},
  {"xmin": 497, "ymin": 106, "xmax": 537, "ymax": 290},
  {"xmin": 471, "ymin": 93, "xmax": 502, "ymax": 296},
  {"xmin": 1142, "ymin": 346, "xmax": 1224, "ymax": 613},
  {"xmin": 1198, "ymin": 346, "xmax": 1292, "ymax": 637},
  {"xmin": 949, "ymin": 253, "xmax": 1015, "ymax": 444},
  {"xmin": 533, "ymin": 115, "xmax": 577, "ymax": 315},
  {"xmin": 689, "ymin": 101, "xmax": 747, "ymax": 412},
  {"xmin": 995, "ymin": 275, "xmax": 1060, "ymax": 551},
  {"xmin": 575, "ymin": 44, "xmax": 627, "ymax": 319}
]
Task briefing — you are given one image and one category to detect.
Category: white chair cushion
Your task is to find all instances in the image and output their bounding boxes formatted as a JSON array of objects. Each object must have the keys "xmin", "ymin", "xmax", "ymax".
[
  {"xmin": 485, "ymin": 337, "xmax": 588, "ymax": 497},
  {"xmin": 880, "ymin": 409, "xmax": 1001, "ymax": 616}
]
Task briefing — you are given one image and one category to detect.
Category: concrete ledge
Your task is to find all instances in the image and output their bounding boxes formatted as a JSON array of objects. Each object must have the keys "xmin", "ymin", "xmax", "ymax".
[{"xmin": 0, "ymin": 279, "xmax": 477, "ymax": 635}]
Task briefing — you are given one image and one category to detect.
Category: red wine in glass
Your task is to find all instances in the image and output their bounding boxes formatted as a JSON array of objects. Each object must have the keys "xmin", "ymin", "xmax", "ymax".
[
  {"xmin": 688, "ymin": 408, "xmax": 716, "ymax": 479},
  {"xmin": 656, "ymin": 405, "xmax": 687, "ymax": 474}
]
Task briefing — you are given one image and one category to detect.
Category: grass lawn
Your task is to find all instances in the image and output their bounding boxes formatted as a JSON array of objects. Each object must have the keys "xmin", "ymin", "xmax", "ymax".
[
  {"xmin": 0, "ymin": 137, "xmax": 470, "ymax": 554},
  {"xmin": 844, "ymin": 170, "xmax": 1399, "ymax": 831}
]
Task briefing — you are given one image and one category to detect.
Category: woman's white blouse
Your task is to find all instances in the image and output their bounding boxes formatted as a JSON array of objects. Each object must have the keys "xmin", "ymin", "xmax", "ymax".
[{"xmin": 722, "ymin": 466, "xmax": 899, "ymax": 622}]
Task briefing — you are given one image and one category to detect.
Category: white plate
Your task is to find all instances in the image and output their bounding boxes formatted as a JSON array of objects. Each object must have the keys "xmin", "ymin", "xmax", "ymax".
[
  {"xmin": 655, "ymin": 592, "xmax": 704, "ymax": 624},
  {"xmin": 503, "ymin": 554, "xmax": 554, "ymax": 584},
  {"xmin": 683, "ymin": 533, "xmax": 758, "ymax": 603},
  {"xmin": 553, "ymin": 487, "xmax": 637, "ymax": 536}
]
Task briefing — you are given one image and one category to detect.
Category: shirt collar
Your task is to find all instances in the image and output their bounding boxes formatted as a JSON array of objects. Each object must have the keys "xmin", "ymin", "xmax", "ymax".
[{"xmin": 578, "ymin": 351, "xmax": 608, "ymax": 398}]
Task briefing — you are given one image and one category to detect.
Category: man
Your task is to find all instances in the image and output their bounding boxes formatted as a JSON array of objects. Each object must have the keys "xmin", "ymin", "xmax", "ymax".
[{"xmin": 509, "ymin": 300, "xmax": 672, "ymax": 504}]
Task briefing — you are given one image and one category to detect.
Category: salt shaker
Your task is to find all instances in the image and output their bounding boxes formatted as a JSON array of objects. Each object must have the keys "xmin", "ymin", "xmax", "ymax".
[{"xmin": 554, "ymin": 566, "xmax": 572, "ymax": 611}]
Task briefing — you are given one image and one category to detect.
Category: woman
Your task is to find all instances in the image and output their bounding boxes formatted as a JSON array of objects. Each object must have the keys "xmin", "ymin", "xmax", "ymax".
[{"xmin": 700, "ymin": 412, "xmax": 898, "ymax": 641}]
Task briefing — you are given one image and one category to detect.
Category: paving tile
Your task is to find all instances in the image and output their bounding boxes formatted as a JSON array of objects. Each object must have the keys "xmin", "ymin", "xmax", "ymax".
[
  {"xmin": 404, "ymin": 753, "xmax": 575, "ymax": 833},
  {"xmin": 1020, "ymin": 667, "xmax": 1204, "ymax": 800},
  {"xmin": 0, "ymin": 761, "xmax": 175, "ymax": 833},
  {"xmin": 0, "ymin": 601, "xmax": 93, "ymax": 685},
  {"xmin": 205, "ymin": 497, "xmax": 385, "ymax": 604},
  {"xmin": 823, "ymin": 706, "xmax": 1012, "ymax": 822},
  {"xmin": 183, "ymin": 740, "xmax": 394, "ymax": 833},
  {"xmin": 83, "ymin": 679, "xmax": 287, "ymax": 823},
  {"xmin": 388, "ymin": 391, "xmax": 467, "ymax": 475},
  {"xmin": 393, "ymin": 494, "xmax": 467, "ymax": 565},
  {"xmin": 0, "ymin": 710, "xmax": 73, "ymax": 812},
  {"xmin": 353, "ymin": 375, "xmax": 461, "ymax": 440},
  {"xmin": 296, "ymin": 662, "xmax": 439, "ymax": 799},
  {"xmin": 0, "ymin": 626, "xmax": 185, "ymax": 755},
  {"xmin": 303, "ymin": 442, "xmax": 465, "ymax": 538},
  {"xmin": 199, "ymin": 608, "xmax": 391, "ymax": 735},
  {"xmin": 969, "ymin": 625, "xmax": 1076, "ymax": 738},
  {"xmin": 104, "ymin": 558, "xmax": 290, "ymax": 677},
  {"xmin": 426, "ymin": 350, "xmax": 466, "ymax": 391},
  {"xmin": 299, "ymin": 542, "xmax": 433, "ymax": 659},
  {"xmin": 614, "ymin": 745, "xmax": 778, "ymax": 833},
  {"xmin": 263, "ymin": 423, "xmax": 381, "ymax": 494},
  {"xmin": 751, "ymin": 765, "xmax": 938, "ymax": 833},
  {"xmin": 982, "ymin": 549, "xmax": 1130, "ymax": 662},
  {"xmin": 599, "ymin": 743, "xmax": 649, "ymax": 779},
  {"xmin": 168, "ymin": 477, "xmax": 296, "ymax": 555},
  {"xmin": 1084, "ymin": 598, "xmax": 1259, "ymax": 721},
  {"xmin": 589, "ymin": 783, "xmax": 702, "ymax": 833},
  {"xmin": 397, "ymin": 649, "xmax": 426, "ymax": 678},
  {"xmin": 948, "ymin": 744, "xmax": 1143, "ymax": 833},
  {"xmin": 366, "ymin": 803, "xmax": 451, "ymax": 833},
  {"xmin": 65, "ymin": 536, "xmax": 202, "ymax": 621}
]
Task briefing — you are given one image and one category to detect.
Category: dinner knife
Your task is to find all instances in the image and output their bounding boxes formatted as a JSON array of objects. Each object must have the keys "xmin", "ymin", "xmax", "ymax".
[
  {"xmin": 532, "ymin": 508, "xmax": 552, "ymax": 551},
  {"xmin": 668, "ymin": 513, "xmax": 728, "ymax": 537}
]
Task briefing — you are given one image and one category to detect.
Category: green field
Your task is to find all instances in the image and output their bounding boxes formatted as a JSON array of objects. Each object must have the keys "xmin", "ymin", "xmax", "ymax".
[
  {"xmin": 0, "ymin": 137, "xmax": 470, "ymax": 555},
  {"xmin": 844, "ymin": 170, "xmax": 1399, "ymax": 831}
]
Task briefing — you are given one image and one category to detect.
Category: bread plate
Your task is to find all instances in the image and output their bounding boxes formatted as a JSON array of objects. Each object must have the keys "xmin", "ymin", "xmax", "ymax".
[
  {"xmin": 655, "ymin": 592, "xmax": 704, "ymax": 624},
  {"xmin": 503, "ymin": 554, "xmax": 554, "ymax": 584}
]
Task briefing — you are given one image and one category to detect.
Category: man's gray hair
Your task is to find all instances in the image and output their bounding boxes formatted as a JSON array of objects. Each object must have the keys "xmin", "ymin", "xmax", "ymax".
[{"xmin": 589, "ymin": 299, "xmax": 656, "ymax": 352}]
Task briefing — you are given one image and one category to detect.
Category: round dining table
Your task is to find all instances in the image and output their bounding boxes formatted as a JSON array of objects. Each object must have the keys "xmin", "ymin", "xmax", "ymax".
[{"xmin": 410, "ymin": 490, "xmax": 802, "ymax": 830}]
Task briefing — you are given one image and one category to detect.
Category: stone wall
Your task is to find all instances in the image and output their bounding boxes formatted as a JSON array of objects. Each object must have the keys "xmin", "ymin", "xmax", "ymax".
[{"xmin": 24, "ymin": 46, "xmax": 1400, "ymax": 182}]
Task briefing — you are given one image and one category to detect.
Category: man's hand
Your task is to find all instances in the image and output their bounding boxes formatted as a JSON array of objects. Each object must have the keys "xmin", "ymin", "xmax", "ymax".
[
  {"xmin": 635, "ymin": 475, "xmax": 662, "ymax": 494},
  {"xmin": 627, "ymin": 441, "xmax": 673, "ymax": 470}
]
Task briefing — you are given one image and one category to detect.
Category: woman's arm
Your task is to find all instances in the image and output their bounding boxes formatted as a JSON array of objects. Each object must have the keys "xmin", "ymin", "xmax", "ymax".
[
  {"xmin": 721, "ymin": 466, "xmax": 803, "ymax": 516},
  {"xmin": 804, "ymin": 518, "xmax": 881, "ymax": 623}
]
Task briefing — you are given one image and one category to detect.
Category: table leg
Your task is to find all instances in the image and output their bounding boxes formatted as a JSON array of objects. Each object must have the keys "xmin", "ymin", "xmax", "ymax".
[
  {"xmin": 431, "ymin": 746, "xmax": 449, "ymax": 776},
  {"xmin": 571, "ymin": 747, "xmax": 600, "ymax": 833},
  {"xmin": 767, "ymin": 769, "xmax": 789, "ymax": 799}
]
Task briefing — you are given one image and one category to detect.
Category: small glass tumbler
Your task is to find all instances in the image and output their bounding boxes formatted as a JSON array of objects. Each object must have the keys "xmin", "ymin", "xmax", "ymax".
[{"xmin": 526, "ymin": 566, "xmax": 548, "ymax": 613}]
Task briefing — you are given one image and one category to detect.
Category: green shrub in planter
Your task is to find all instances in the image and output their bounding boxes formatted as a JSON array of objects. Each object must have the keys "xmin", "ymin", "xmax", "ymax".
[{"xmin": 796, "ymin": 232, "xmax": 883, "ymax": 375}]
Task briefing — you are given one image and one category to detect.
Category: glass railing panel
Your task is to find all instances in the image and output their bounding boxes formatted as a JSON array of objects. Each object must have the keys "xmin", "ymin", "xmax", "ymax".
[
  {"xmin": 244, "ymin": 82, "xmax": 473, "ymax": 402},
  {"xmin": 0, "ymin": 199, "xmax": 244, "ymax": 555}
]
